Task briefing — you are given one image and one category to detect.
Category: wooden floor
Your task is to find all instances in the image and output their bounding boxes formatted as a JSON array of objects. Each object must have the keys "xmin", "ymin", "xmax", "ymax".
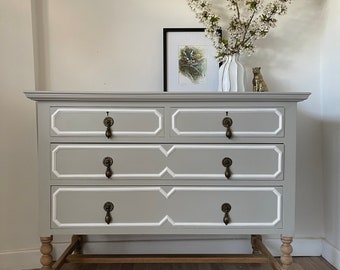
[{"xmin": 56, "ymin": 257, "xmax": 336, "ymax": 270}]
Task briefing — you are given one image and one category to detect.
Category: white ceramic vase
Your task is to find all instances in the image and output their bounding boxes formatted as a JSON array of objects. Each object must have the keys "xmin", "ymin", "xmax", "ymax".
[{"xmin": 218, "ymin": 54, "xmax": 245, "ymax": 92}]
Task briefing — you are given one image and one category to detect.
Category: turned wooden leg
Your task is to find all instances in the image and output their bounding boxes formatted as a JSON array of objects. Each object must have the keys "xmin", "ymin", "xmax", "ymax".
[
  {"xmin": 280, "ymin": 236, "xmax": 293, "ymax": 270},
  {"xmin": 251, "ymin": 235, "xmax": 262, "ymax": 255},
  {"xmin": 40, "ymin": 236, "xmax": 53, "ymax": 270}
]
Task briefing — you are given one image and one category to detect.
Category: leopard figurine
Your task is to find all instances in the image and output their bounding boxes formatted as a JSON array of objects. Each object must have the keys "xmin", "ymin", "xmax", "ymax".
[{"xmin": 252, "ymin": 67, "xmax": 268, "ymax": 92}]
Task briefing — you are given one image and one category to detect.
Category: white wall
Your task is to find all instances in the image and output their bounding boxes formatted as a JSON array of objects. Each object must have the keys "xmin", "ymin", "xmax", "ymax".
[
  {"xmin": 0, "ymin": 0, "xmax": 335, "ymax": 269},
  {"xmin": 33, "ymin": 0, "xmax": 202, "ymax": 92},
  {"xmin": 320, "ymin": 0, "xmax": 340, "ymax": 268},
  {"xmin": 0, "ymin": 0, "xmax": 40, "ymax": 269}
]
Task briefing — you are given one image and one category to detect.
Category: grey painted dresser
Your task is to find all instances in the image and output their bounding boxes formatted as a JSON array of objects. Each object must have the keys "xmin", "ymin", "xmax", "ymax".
[{"xmin": 25, "ymin": 92, "xmax": 310, "ymax": 270}]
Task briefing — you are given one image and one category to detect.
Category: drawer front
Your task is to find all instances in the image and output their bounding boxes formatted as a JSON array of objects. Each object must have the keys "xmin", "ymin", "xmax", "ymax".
[
  {"xmin": 51, "ymin": 144, "xmax": 283, "ymax": 181},
  {"xmin": 50, "ymin": 107, "xmax": 164, "ymax": 137},
  {"xmin": 51, "ymin": 144, "xmax": 167, "ymax": 180},
  {"xmin": 171, "ymin": 108, "xmax": 284, "ymax": 138},
  {"xmin": 51, "ymin": 186, "xmax": 282, "ymax": 230}
]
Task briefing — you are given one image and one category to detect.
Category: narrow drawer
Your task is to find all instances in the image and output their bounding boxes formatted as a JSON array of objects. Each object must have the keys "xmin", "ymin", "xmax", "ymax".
[
  {"xmin": 51, "ymin": 186, "xmax": 282, "ymax": 230},
  {"xmin": 171, "ymin": 107, "xmax": 284, "ymax": 139},
  {"xmin": 50, "ymin": 107, "xmax": 164, "ymax": 138},
  {"xmin": 51, "ymin": 144, "xmax": 284, "ymax": 181}
]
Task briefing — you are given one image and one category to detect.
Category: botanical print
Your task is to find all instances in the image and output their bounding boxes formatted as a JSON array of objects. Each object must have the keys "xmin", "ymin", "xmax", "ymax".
[{"xmin": 178, "ymin": 45, "xmax": 207, "ymax": 85}]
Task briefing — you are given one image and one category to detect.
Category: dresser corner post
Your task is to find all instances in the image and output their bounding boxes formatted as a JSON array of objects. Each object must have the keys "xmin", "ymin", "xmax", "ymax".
[
  {"xmin": 40, "ymin": 236, "xmax": 53, "ymax": 270},
  {"xmin": 280, "ymin": 236, "xmax": 293, "ymax": 270}
]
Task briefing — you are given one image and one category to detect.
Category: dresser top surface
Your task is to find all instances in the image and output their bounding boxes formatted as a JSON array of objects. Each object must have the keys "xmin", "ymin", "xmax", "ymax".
[{"xmin": 24, "ymin": 91, "xmax": 310, "ymax": 103}]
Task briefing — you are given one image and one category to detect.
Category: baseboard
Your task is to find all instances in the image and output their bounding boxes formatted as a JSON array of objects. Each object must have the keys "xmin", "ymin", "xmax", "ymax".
[
  {"xmin": 263, "ymin": 238, "xmax": 323, "ymax": 257},
  {"xmin": 322, "ymin": 239, "xmax": 340, "ymax": 269},
  {"xmin": 0, "ymin": 248, "xmax": 41, "ymax": 270},
  {"xmin": 0, "ymin": 237, "xmax": 325, "ymax": 270},
  {"xmin": 81, "ymin": 237, "xmax": 324, "ymax": 257}
]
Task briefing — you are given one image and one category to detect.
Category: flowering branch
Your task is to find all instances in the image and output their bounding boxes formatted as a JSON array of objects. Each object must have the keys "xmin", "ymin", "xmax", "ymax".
[{"xmin": 187, "ymin": 0, "xmax": 292, "ymax": 62}]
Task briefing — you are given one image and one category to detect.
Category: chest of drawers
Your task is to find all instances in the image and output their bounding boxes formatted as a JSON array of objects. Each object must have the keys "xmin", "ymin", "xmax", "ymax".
[{"xmin": 25, "ymin": 92, "xmax": 309, "ymax": 270}]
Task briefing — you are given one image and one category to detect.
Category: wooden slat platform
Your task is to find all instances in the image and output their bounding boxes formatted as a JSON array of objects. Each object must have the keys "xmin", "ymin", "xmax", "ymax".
[
  {"xmin": 47, "ymin": 235, "xmax": 288, "ymax": 270},
  {"xmin": 38, "ymin": 236, "xmax": 337, "ymax": 270}
]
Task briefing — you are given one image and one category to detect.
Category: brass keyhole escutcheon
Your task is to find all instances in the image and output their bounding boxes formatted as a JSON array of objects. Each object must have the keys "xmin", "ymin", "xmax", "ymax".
[
  {"xmin": 103, "ymin": 202, "xmax": 114, "ymax": 224},
  {"xmin": 222, "ymin": 157, "xmax": 233, "ymax": 179},
  {"xmin": 221, "ymin": 203, "xmax": 232, "ymax": 225},
  {"xmin": 103, "ymin": 116, "xmax": 114, "ymax": 139},
  {"xmin": 222, "ymin": 117, "xmax": 233, "ymax": 139},
  {"xmin": 103, "ymin": 157, "xmax": 113, "ymax": 179}
]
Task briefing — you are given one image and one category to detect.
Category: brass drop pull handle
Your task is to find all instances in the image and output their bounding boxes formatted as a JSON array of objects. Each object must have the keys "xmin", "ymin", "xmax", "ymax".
[
  {"xmin": 103, "ymin": 202, "xmax": 114, "ymax": 224},
  {"xmin": 103, "ymin": 157, "xmax": 113, "ymax": 179},
  {"xmin": 222, "ymin": 117, "xmax": 233, "ymax": 139},
  {"xmin": 103, "ymin": 116, "xmax": 114, "ymax": 139},
  {"xmin": 221, "ymin": 203, "xmax": 232, "ymax": 225},
  {"xmin": 222, "ymin": 157, "xmax": 233, "ymax": 179}
]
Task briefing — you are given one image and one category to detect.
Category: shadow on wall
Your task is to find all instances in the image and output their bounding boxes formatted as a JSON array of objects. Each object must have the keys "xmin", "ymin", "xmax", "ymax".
[
  {"xmin": 321, "ymin": 119, "xmax": 340, "ymax": 248},
  {"xmin": 294, "ymin": 110, "xmax": 324, "ymax": 237},
  {"xmin": 241, "ymin": 0, "xmax": 326, "ymax": 92}
]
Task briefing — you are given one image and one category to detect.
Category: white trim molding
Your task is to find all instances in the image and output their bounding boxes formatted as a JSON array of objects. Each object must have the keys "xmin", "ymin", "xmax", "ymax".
[
  {"xmin": 171, "ymin": 108, "xmax": 284, "ymax": 137},
  {"xmin": 51, "ymin": 108, "xmax": 163, "ymax": 136},
  {"xmin": 322, "ymin": 239, "xmax": 340, "ymax": 269}
]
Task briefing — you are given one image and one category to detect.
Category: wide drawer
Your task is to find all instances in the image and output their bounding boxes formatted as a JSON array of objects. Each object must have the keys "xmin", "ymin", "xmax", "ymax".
[
  {"xmin": 171, "ymin": 107, "xmax": 284, "ymax": 138},
  {"xmin": 51, "ymin": 186, "xmax": 282, "ymax": 230},
  {"xmin": 51, "ymin": 144, "xmax": 284, "ymax": 181},
  {"xmin": 50, "ymin": 107, "xmax": 164, "ymax": 138}
]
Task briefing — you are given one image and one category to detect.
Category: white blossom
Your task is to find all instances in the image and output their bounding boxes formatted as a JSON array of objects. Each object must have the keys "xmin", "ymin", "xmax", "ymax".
[{"xmin": 187, "ymin": 0, "xmax": 292, "ymax": 61}]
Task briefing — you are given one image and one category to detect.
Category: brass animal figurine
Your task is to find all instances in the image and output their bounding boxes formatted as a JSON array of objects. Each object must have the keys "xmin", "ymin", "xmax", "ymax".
[{"xmin": 252, "ymin": 67, "xmax": 268, "ymax": 92}]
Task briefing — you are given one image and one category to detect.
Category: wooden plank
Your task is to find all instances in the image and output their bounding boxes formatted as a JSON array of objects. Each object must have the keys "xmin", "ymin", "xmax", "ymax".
[
  {"xmin": 66, "ymin": 254, "xmax": 269, "ymax": 264},
  {"xmin": 293, "ymin": 257, "xmax": 337, "ymax": 270},
  {"xmin": 31, "ymin": 257, "xmax": 336, "ymax": 270}
]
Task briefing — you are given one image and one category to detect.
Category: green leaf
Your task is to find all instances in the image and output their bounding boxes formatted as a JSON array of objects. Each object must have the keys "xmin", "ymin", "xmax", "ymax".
[{"xmin": 246, "ymin": 1, "xmax": 258, "ymax": 10}]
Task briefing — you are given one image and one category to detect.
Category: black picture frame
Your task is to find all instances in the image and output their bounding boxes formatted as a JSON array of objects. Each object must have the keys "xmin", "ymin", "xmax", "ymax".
[{"xmin": 163, "ymin": 28, "xmax": 220, "ymax": 92}]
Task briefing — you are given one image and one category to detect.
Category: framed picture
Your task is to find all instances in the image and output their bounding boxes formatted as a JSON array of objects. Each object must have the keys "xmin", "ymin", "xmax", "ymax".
[{"xmin": 163, "ymin": 28, "xmax": 219, "ymax": 92}]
